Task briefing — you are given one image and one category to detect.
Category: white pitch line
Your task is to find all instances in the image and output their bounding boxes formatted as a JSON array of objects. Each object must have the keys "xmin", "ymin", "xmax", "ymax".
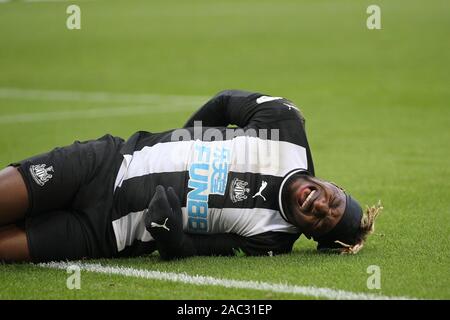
[
  {"xmin": 0, "ymin": 87, "xmax": 206, "ymax": 105},
  {"xmin": 39, "ymin": 261, "xmax": 416, "ymax": 300}
]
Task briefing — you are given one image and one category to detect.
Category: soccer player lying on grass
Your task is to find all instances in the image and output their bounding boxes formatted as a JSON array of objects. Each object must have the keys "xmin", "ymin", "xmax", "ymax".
[{"xmin": 0, "ymin": 90, "xmax": 382, "ymax": 262}]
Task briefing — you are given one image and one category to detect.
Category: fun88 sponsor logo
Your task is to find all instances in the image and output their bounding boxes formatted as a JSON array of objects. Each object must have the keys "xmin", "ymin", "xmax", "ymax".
[{"xmin": 187, "ymin": 142, "xmax": 231, "ymax": 232}]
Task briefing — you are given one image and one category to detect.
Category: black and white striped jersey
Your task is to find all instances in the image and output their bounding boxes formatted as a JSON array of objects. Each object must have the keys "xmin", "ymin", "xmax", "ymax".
[{"xmin": 110, "ymin": 90, "xmax": 315, "ymax": 257}]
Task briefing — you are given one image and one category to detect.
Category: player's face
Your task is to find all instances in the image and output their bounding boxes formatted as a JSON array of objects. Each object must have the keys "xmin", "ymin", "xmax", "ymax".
[{"xmin": 287, "ymin": 175, "xmax": 346, "ymax": 238}]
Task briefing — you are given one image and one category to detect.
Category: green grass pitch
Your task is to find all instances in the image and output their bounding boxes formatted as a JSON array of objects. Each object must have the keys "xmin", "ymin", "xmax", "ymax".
[{"xmin": 0, "ymin": 0, "xmax": 449, "ymax": 299}]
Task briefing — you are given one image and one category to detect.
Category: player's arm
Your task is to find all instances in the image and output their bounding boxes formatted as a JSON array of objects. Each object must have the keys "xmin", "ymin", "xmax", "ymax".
[
  {"xmin": 144, "ymin": 185, "xmax": 297, "ymax": 260},
  {"xmin": 183, "ymin": 89, "xmax": 302, "ymax": 129},
  {"xmin": 176, "ymin": 231, "xmax": 298, "ymax": 259},
  {"xmin": 143, "ymin": 185, "xmax": 241, "ymax": 259},
  {"xmin": 150, "ymin": 228, "xmax": 296, "ymax": 260}
]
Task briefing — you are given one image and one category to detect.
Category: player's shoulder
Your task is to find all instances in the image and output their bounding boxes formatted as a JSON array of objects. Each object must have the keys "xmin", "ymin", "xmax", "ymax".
[
  {"xmin": 253, "ymin": 95, "xmax": 306, "ymax": 131},
  {"xmin": 255, "ymin": 94, "xmax": 302, "ymax": 114}
]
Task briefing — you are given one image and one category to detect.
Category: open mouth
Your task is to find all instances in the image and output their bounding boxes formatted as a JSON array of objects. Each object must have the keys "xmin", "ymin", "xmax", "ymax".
[{"xmin": 298, "ymin": 186, "xmax": 319, "ymax": 212}]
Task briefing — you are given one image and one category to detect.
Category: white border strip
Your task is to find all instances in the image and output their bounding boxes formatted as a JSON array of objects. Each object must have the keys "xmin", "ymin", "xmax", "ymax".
[{"xmin": 39, "ymin": 261, "xmax": 416, "ymax": 300}]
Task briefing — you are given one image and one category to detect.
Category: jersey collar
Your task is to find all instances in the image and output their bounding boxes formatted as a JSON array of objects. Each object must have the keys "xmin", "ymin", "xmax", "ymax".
[{"xmin": 278, "ymin": 168, "xmax": 311, "ymax": 223}]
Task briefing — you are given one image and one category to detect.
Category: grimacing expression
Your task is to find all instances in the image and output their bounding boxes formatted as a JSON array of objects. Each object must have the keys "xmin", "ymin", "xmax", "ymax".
[{"xmin": 287, "ymin": 175, "xmax": 346, "ymax": 238}]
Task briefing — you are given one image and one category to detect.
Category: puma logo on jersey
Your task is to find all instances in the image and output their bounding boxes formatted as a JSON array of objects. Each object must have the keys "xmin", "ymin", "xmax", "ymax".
[
  {"xmin": 252, "ymin": 181, "xmax": 268, "ymax": 201},
  {"xmin": 29, "ymin": 164, "xmax": 54, "ymax": 187},
  {"xmin": 230, "ymin": 178, "xmax": 250, "ymax": 203},
  {"xmin": 150, "ymin": 218, "xmax": 170, "ymax": 231}
]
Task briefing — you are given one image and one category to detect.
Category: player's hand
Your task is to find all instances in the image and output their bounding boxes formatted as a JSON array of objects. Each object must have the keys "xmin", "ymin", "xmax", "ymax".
[{"xmin": 144, "ymin": 185, "xmax": 183, "ymax": 243}]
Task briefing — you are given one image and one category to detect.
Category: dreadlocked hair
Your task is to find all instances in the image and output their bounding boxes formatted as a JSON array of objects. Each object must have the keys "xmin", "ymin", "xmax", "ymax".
[{"xmin": 335, "ymin": 201, "xmax": 383, "ymax": 255}]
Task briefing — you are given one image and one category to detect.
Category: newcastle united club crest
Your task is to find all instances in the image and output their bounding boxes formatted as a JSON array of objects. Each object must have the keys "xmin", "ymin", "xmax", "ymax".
[
  {"xmin": 229, "ymin": 178, "xmax": 250, "ymax": 203},
  {"xmin": 29, "ymin": 164, "xmax": 54, "ymax": 187}
]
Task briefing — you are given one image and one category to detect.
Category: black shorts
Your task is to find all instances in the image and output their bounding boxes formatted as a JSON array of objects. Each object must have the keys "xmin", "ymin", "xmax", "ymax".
[{"xmin": 11, "ymin": 134, "xmax": 124, "ymax": 262}]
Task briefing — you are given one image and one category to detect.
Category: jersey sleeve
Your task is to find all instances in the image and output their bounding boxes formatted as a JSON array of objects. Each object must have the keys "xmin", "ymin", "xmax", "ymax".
[
  {"xmin": 184, "ymin": 89, "xmax": 315, "ymax": 176},
  {"xmin": 191, "ymin": 231, "xmax": 300, "ymax": 257},
  {"xmin": 183, "ymin": 89, "xmax": 304, "ymax": 130},
  {"xmin": 157, "ymin": 231, "xmax": 300, "ymax": 260}
]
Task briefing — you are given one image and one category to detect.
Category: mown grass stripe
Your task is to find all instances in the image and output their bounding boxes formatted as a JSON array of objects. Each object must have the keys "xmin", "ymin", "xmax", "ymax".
[
  {"xmin": 0, "ymin": 105, "xmax": 192, "ymax": 124},
  {"xmin": 0, "ymin": 87, "xmax": 206, "ymax": 105}
]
